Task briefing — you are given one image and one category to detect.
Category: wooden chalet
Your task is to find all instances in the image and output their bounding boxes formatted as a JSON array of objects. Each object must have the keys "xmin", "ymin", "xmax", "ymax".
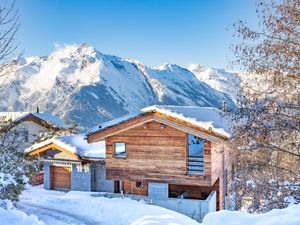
[{"xmin": 87, "ymin": 105, "xmax": 234, "ymax": 210}]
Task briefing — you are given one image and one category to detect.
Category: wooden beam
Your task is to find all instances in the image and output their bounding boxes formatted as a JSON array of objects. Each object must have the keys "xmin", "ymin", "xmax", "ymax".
[{"xmin": 27, "ymin": 143, "xmax": 80, "ymax": 160}]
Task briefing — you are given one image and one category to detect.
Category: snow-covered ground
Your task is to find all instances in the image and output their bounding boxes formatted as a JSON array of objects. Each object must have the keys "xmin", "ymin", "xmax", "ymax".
[
  {"xmin": 0, "ymin": 207, "xmax": 44, "ymax": 225},
  {"xmin": 17, "ymin": 186, "xmax": 200, "ymax": 225},
  {"xmin": 201, "ymin": 205, "xmax": 300, "ymax": 225},
  {"xmin": 2, "ymin": 186, "xmax": 299, "ymax": 225}
]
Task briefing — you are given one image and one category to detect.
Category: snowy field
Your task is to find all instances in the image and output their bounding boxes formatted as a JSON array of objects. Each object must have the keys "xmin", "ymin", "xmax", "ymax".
[{"xmin": 1, "ymin": 186, "xmax": 299, "ymax": 225}]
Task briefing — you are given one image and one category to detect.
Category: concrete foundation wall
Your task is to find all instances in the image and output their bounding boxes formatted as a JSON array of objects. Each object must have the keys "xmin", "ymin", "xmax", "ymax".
[
  {"xmin": 71, "ymin": 164, "xmax": 92, "ymax": 191},
  {"xmin": 43, "ymin": 163, "xmax": 51, "ymax": 190},
  {"xmin": 148, "ymin": 182, "xmax": 168, "ymax": 199},
  {"xmin": 95, "ymin": 190, "xmax": 217, "ymax": 222}
]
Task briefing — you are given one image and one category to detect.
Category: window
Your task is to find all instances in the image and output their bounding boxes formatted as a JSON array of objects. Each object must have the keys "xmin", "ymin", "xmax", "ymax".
[
  {"xmin": 136, "ymin": 181, "xmax": 144, "ymax": 188},
  {"xmin": 114, "ymin": 142, "xmax": 126, "ymax": 158},
  {"xmin": 187, "ymin": 134, "xmax": 205, "ymax": 174},
  {"xmin": 188, "ymin": 134, "xmax": 204, "ymax": 157}
]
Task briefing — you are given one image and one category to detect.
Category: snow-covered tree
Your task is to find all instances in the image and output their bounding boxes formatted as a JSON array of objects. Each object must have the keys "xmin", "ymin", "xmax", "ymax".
[
  {"xmin": 33, "ymin": 121, "xmax": 79, "ymax": 144},
  {"xmin": 0, "ymin": 117, "xmax": 37, "ymax": 201},
  {"xmin": 229, "ymin": 0, "xmax": 300, "ymax": 212}
]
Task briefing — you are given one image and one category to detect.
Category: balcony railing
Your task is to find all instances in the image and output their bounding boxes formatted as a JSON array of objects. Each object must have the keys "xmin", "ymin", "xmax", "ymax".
[{"xmin": 187, "ymin": 155, "xmax": 204, "ymax": 175}]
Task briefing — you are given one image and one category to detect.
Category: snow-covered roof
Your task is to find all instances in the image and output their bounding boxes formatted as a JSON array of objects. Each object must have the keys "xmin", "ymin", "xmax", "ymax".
[
  {"xmin": 0, "ymin": 111, "xmax": 69, "ymax": 129},
  {"xmin": 90, "ymin": 105, "xmax": 230, "ymax": 138},
  {"xmin": 25, "ymin": 134, "xmax": 105, "ymax": 159}
]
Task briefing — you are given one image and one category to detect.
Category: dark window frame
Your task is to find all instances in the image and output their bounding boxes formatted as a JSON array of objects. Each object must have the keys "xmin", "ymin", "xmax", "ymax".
[
  {"xmin": 114, "ymin": 142, "xmax": 127, "ymax": 158},
  {"xmin": 136, "ymin": 181, "xmax": 144, "ymax": 188}
]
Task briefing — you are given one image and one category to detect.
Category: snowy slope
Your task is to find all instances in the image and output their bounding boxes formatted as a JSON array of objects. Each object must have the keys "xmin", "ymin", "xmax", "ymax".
[
  {"xmin": 0, "ymin": 44, "xmax": 235, "ymax": 128},
  {"xmin": 188, "ymin": 64, "xmax": 241, "ymax": 102}
]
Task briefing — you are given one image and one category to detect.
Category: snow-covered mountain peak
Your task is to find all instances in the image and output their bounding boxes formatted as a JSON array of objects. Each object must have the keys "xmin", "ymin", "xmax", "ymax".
[
  {"xmin": 0, "ymin": 44, "xmax": 236, "ymax": 128},
  {"xmin": 188, "ymin": 64, "xmax": 241, "ymax": 102},
  {"xmin": 51, "ymin": 43, "xmax": 98, "ymax": 59}
]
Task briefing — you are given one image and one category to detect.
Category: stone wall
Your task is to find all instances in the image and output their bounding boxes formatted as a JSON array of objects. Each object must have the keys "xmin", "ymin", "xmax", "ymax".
[
  {"xmin": 92, "ymin": 162, "xmax": 114, "ymax": 192},
  {"xmin": 71, "ymin": 164, "xmax": 92, "ymax": 191}
]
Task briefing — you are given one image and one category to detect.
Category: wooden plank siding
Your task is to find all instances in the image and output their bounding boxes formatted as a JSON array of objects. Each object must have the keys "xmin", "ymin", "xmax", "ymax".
[
  {"xmin": 105, "ymin": 121, "xmax": 212, "ymax": 187},
  {"xmin": 122, "ymin": 180, "xmax": 148, "ymax": 196}
]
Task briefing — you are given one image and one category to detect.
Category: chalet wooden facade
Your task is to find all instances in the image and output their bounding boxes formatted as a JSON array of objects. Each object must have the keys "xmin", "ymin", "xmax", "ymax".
[{"xmin": 88, "ymin": 105, "xmax": 234, "ymax": 210}]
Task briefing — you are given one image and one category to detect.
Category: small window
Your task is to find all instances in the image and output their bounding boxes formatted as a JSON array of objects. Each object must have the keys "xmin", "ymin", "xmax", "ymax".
[
  {"xmin": 114, "ymin": 142, "xmax": 126, "ymax": 158},
  {"xmin": 136, "ymin": 181, "xmax": 144, "ymax": 188}
]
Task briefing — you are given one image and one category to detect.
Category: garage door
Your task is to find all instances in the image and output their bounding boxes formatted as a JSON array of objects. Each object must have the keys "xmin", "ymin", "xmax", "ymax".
[{"xmin": 51, "ymin": 166, "xmax": 71, "ymax": 191}]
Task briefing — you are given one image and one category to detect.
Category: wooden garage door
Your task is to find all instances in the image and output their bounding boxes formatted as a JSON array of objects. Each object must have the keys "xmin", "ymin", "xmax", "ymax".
[{"xmin": 51, "ymin": 166, "xmax": 71, "ymax": 191}]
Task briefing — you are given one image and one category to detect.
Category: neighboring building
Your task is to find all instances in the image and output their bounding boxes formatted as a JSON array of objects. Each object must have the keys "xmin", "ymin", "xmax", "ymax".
[
  {"xmin": 87, "ymin": 105, "xmax": 235, "ymax": 212},
  {"xmin": 0, "ymin": 110, "xmax": 69, "ymax": 148},
  {"xmin": 25, "ymin": 134, "xmax": 114, "ymax": 192}
]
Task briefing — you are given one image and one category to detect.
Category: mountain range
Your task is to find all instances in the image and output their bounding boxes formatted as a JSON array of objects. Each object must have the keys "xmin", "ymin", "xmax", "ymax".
[{"xmin": 0, "ymin": 43, "xmax": 239, "ymax": 128}]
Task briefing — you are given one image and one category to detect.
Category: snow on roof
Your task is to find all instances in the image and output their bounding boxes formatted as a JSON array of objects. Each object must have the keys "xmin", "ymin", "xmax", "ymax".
[
  {"xmin": 25, "ymin": 134, "xmax": 105, "ymax": 159},
  {"xmin": 144, "ymin": 105, "xmax": 230, "ymax": 138},
  {"xmin": 89, "ymin": 105, "xmax": 230, "ymax": 138},
  {"xmin": 31, "ymin": 112, "xmax": 70, "ymax": 129},
  {"xmin": 88, "ymin": 112, "xmax": 141, "ymax": 134},
  {"xmin": 0, "ymin": 111, "xmax": 69, "ymax": 129}
]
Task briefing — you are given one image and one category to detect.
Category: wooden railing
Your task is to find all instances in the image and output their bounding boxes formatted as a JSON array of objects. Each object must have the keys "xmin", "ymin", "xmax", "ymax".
[{"xmin": 187, "ymin": 156, "xmax": 204, "ymax": 175}]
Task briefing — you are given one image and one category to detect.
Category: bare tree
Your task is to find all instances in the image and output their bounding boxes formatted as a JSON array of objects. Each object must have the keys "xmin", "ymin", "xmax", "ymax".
[
  {"xmin": 0, "ymin": 1, "xmax": 36, "ymax": 202},
  {"xmin": 0, "ymin": 0, "xmax": 20, "ymax": 82},
  {"xmin": 228, "ymin": 0, "xmax": 300, "ymax": 212}
]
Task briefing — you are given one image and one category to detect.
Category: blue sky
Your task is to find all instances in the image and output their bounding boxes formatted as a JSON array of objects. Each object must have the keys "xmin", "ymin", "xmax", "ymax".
[{"xmin": 17, "ymin": 0, "xmax": 258, "ymax": 68}]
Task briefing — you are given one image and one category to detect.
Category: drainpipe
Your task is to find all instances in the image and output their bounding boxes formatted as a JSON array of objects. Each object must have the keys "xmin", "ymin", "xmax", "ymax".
[{"xmin": 222, "ymin": 146, "xmax": 226, "ymax": 209}]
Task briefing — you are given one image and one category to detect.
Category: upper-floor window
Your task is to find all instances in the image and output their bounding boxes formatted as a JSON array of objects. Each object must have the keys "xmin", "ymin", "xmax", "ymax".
[
  {"xmin": 188, "ymin": 134, "xmax": 204, "ymax": 157},
  {"xmin": 187, "ymin": 134, "xmax": 205, "ymax": 174},
  {"xmin": 114, "ymin": 142, "xmax": 126, "ymax": 158}
]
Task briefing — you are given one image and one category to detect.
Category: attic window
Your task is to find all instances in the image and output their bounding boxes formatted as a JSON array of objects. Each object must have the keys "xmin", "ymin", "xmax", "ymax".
[{"xmin": 114, "ymin": 142, "xmax": 126, "ymax": 158}]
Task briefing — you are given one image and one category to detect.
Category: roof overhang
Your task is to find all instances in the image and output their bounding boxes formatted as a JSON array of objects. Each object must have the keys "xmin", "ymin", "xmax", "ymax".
[
  {"xmin": 87, "ymin": 112, "xmax": 228, "ymax": 144},
  {"xmin": 16, "ymin": 113, "xmax": 61, "ymax": 130},
  {"xmin": 27, "ymin": 142, "xmax": 80, "ymax": 160}
]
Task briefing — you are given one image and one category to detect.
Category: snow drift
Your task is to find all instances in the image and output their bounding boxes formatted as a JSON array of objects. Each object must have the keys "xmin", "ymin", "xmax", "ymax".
[{"xmin": 201, "ymin": 204, "xmax": 300, "ymax": 225}]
